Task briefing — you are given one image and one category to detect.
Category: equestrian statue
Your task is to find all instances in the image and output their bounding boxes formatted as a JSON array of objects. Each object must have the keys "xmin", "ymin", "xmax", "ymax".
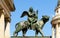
[{"xmin": 13, "ymin": 7, "xmax": 49, "ymax": 37}]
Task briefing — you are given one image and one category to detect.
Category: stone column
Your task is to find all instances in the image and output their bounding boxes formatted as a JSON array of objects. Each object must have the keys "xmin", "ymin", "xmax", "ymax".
[
  {"xmin": 5, "ymin": 17, "xmax": 10, "ymax": 38},
  {"xmin": 56, "ymin": 24, "xmax": 59, "ymax": 38},
  {"xmin": 52, "ymin": 26, "xmax": 55, "ymax": 38},
  {"xmin": 0, "ymin": 9, "xmax": 4, "ymax": 38}
]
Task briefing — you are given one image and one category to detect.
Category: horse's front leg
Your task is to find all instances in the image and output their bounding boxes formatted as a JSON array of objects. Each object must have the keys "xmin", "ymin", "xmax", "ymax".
[
  {"xmin": 35, "ymin": 30, "xmax": 38, "ymax": 37},
  {"xmin": 39, "ymin": 29, "xmax": 44, "ymax": 37},
  {"xmin": 22, "ymin": 28, "xmax": 27, "ymax": 37},
  {"xmin": 13, "ymin": 26, "xmax": 21, "ymax": 37},
  {"xmin": 35, "ymin": 30, "xmax": 39, "ymax": 38},
  {"xmin": 22, "ymin": 31, "xmax": 25, "ymax": 37},
  {"xmin": 13, "ymin": 31, "xmax": 18, "ymax": 37}
]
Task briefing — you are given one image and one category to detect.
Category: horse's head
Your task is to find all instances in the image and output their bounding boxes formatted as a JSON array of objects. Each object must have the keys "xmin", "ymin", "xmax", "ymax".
[
  {"xmin": 42, "ymin": 15, "xmax": 49, "ymax": 23},
  {"xmin": 38, "ymin": 15, "xmax": 49, "ymax": 29}
]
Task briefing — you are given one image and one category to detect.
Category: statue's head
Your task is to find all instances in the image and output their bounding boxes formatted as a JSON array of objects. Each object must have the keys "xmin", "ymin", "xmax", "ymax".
[
  {"xmin": 29, "ymin": 7, "xmax": 33, "ymax": 12},
  {"xmin": 42, "ymin": 15, "xmax": 49, "ymax": 22}
]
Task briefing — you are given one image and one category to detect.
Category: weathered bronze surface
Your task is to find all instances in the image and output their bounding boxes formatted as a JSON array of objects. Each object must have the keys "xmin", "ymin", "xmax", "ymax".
[{"xmin": 13, "ymin": 7, "xmax": 49, "ymax": 37}]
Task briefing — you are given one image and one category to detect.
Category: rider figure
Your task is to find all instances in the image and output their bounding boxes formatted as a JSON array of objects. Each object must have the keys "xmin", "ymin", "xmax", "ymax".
[{"xmin": 28, "ymin": 7, "xmax": 38, "ymax": 29}]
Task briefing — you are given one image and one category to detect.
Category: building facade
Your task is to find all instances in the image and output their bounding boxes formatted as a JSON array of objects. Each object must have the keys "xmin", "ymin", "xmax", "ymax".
[
  {"xmin": 51, "ymin": 0, "xmax": 60, "ymax": 38},
  {"xmin": 0, "ymin": 0, "xmax": 15, "ymax": 38}
]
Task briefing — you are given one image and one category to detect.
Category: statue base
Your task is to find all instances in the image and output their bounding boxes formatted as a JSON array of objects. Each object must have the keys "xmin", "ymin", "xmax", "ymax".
[{"xmin": 11, "ymin": 36, "xmax": 51, "ymax": 38}]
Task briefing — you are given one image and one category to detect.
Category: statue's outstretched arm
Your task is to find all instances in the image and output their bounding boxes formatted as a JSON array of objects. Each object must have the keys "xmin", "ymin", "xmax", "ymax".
[{"xmin": 20, "ymin": 11, "xmax": 28, "ymax": 18}]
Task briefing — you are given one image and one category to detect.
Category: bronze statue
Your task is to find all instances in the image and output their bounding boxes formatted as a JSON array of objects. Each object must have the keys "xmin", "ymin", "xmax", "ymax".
[{"xmin": 13, "ymin": 15, "xmax": 49, "ymax": 37}]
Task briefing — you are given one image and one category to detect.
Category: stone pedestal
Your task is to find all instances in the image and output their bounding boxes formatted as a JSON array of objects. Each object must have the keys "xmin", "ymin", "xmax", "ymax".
[{"xmin": 11, "ymin": 36, "xmax": 51, "ymax": 38}]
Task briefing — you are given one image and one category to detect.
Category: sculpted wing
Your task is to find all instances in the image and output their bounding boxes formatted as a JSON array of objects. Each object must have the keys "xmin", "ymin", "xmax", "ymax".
[{"xmin": 20, "ymin": 11, "xmax": 29, "ymax": 18}]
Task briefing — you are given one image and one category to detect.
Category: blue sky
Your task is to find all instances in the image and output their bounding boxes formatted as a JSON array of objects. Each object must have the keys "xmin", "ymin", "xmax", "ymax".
[{"xmin": 10, "ymin": 0, "xmax": 57, "ymax": 36}]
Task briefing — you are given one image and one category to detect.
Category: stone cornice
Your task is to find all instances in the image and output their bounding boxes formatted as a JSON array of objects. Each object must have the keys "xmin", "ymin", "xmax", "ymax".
[
  {"xmin": 5, "ymin": 17, "xmax": 11, "ymax": 22},
  {"xmin": 51, "ymin": 18, "xmax": 60, "ymax": 24},
  {"xmin": 51, "ymin": 15, "xmax": 60, "ymax": 25},
  {"xmin": 0, "ymin": 0, "xmax": 10, "ymax": 18},
  {"xmin": 4, "ymin": 0, "xmax": 15, "ymax": 11},
  {"xmin": 0, "ymin": 0, "xmax": 15, "ymax": 18},
  {"xmin": 52, "ymin": 14, "xmax": 60, "ymax": 20}
]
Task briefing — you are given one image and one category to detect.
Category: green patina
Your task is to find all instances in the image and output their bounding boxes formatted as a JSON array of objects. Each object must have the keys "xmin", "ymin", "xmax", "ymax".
[{"xmin": 13, "ymin": 7, "xmax": 49, "ymax": 37}]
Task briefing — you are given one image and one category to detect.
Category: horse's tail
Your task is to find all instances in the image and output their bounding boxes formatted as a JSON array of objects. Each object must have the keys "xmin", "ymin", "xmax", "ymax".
[{"xmin": 15, "ymin": 23, "xmax": 19, "ymax": 28}]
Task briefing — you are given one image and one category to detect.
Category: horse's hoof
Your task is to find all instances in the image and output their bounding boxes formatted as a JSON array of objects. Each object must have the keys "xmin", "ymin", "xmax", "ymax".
[
  {"xmin": 35, "ymin": 36, "xmax": 38, "ymax": 38},
  {"xmin": 23, "ymin": 36, "xmax": 26, "ymax": 38}
]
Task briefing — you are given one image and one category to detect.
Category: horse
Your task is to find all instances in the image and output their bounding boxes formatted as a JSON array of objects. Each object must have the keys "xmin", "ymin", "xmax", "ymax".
[
  {"xmin": 13, "ymin": 15, "xmax": 49, "ymax": 37},
  {"xmin": 13, "ymin": 21, "xmax": 29, "ymax": 37}
]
